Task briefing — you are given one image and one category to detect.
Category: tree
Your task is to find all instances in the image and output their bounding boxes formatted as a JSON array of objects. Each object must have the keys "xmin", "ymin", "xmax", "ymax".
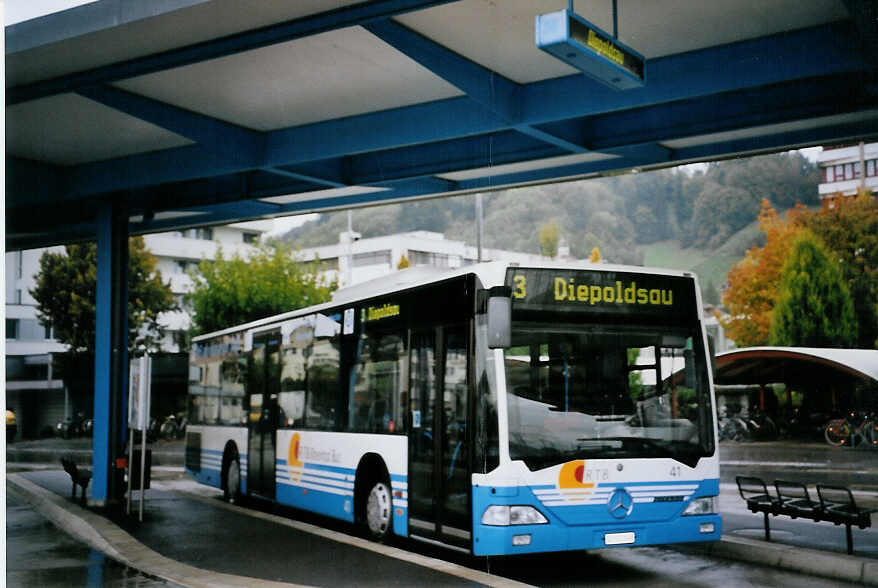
[
  {"xmin": 797, "ymin": 190, "xmax": 878, "ymax": 348},
  {"xmin": 589, "ymin": 247, "xmax": 601, "ymax": 263},
  {"xmin": 31, "ymin": 237, "xmax": 175, "ymax": 354},
  {"xmin": 769, "ymin": 232, "xmax": 857, "ymax": 348},
  {"xmin": 188, "ymin": 242, "xmax": 336, "ymax": 335},
  {"xmin": 538, "ymin": 220, "xmax": 561, "ymax": 259},
  {"xmin": 721, "ymin": 200, "xmax": 806, "ymax": 346},
  {"xmin": 397, "ymin": 254, "xmax": 410, "ymax": 270}
]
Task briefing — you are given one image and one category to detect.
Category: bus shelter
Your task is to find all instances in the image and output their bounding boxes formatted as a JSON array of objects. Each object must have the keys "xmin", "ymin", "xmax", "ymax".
[
  {"xmin": 715, "ymin": 347, "xmax": 878, "ymax": 421},
  {"xmin": 7, "ymin": 0, "xmax": 878, "ymax": 506}
]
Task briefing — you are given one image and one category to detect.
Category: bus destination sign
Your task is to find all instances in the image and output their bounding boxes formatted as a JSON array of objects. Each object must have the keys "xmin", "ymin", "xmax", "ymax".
[
  {"xmin": 506, "ymin": 268, "xmax": 696, "ymax": 322},
  {"xmin": 535, "ymin": 9, "xmax": 645, "ymax": 90}
]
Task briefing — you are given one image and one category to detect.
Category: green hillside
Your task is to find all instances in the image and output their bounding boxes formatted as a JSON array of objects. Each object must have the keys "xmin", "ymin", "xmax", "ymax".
[
  {"xmin": 642, "ymin": 219, "xmax": 763, "ymax": 293},
  {"xmin": 281, "ymin": 151, "xmax": 818, "ymax": 303}
]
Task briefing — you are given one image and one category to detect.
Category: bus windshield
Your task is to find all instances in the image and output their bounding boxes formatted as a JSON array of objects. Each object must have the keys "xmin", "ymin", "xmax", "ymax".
[{"xmin": 505, "ymin": 322, "xmax": 714, "ymax": 471}]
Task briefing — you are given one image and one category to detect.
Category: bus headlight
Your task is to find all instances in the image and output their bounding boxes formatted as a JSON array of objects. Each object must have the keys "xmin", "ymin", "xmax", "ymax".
[
  {"xmin": 481, "ymin": 505, "xmax": 548, "ymax": 526},
  {"xmin": 682, "ymin": 496, "xmax": 717, "ymax": 516}
]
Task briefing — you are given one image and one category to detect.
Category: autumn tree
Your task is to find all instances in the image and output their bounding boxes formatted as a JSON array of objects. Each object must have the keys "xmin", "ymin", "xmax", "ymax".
[
  {"xmin": 188, "ymin": 242, "xmax": 336, "ymax": 335},
  {"xmin": 31, "ymin": 237, "xmax": 175, "ymax": 354},
  {"xmin": 769, "ymin": 231, "xmax": 857, "ymax": 347},
  {"xmin": 539, "ymin": 220, "xmax": 561, "ymax": 259},
  {"xmin": 589, "ymin": 247, "xmax": 601, "ymax": 263},
  {"xmin": 720, "ymin": 200, "xmax": 806, "ymax": 346},
  {"xmin": 397, "ymin": 254, "xmax": 411, "ymax": 270}
]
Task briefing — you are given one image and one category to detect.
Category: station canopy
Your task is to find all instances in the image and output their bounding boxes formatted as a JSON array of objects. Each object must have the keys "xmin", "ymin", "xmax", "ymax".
[
  {"xmin": 715, "ymin": 347, "xmax": 878, "ymax": 387},
  {"xmin": 7, "ymin": 0, "xmax": 878, "ymax": 250}
]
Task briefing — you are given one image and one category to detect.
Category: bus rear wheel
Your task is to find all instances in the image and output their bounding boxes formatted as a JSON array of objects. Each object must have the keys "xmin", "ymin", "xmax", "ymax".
[{"xmin": 365, "ymin": 480, "xmax": 393, "ymax": 541}]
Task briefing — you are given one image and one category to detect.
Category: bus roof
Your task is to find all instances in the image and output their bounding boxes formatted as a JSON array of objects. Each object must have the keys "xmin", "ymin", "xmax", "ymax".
[{"xmin": 191, "ymin": 261, "xmax": 697, "ymax": 342}]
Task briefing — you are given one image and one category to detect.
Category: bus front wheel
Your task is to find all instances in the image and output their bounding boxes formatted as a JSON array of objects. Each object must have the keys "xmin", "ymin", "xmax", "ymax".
[{"xmin": 365, "ymin": 480, "xmax": 393, "ymax": 541}]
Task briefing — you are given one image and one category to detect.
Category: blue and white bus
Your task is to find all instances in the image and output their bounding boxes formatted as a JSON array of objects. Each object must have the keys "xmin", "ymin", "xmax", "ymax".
[{"xmin": 185, "ymin": 262, "xmax": 721, "ymax": 555}]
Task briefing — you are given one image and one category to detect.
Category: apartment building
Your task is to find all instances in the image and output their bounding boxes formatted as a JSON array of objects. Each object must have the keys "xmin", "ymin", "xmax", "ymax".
[{"xmin": 817, "ymin": 142, "xmax": 878, "ymax": 200}]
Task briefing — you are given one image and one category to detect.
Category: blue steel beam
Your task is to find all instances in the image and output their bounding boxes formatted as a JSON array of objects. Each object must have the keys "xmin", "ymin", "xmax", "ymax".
[
  {"xmin": 521, "ymin": 21, "xmax": 867, "ymax": 125},
  {"xmin": 56, "ymin": 22, "xmax": 868, "ymax": 199},
  {"xmin": 363, "ymin": 19, "xmax": 520, "ymax": 122},
  {"xmin": 76, "ymin": 86, "xmax": 348, "ymax": 190},
  {"xmin": 363, "ymin": 18, "xmax": 590, "ymax": 153},
  {"xmin": 674, "ymin": 120, "xmax": 878, "ymax": 163},
  {"xmin": 91, "ymin": 201, "xmax": 128, "ymax": 506},
  {"xmin": 107, "ymin": 117, "xmax": 878, "ymax": 244},
  {"xmin": 259, "ymin": 167, "xmax": 348, "ymax": 188},
  {"xmin": 5, "ymin": 156, "xmax": 66, "ymax": 208},
  {"xmin": 844, "ymin": 0, "xmax": 878, "ymax": 68},
  {"xmin": 590, "ymin": 75, "xmax": 869, "ymax": 151},
  {"xmin": 14, "ymin": 69, "xmax": 870, "ymax": 222},
  {"xmin": 6, "ymin": 0, "xmax": 210, "ymax": 54},
  {"xmin": 77, "ymin": 85, "xmax": 264, "ymax": 155},
  {"xmin": 6, "ymin": 0, "xmax": 458, "ymax": 106}
]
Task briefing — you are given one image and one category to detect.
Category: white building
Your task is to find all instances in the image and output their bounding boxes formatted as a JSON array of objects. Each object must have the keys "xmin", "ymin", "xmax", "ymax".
[
  {"xmin": 298, "ymin": 230, "xmax": 552, "ymax": 289},
  {"xmin": 5, "ymin": 221, "xmax": 270, "ymax": 438},
  {"xmin": 143, "ymin": 221, "xmax": 272, "ymax": 352},
  {"xmin": 817, "ymin": 142, "xmax": 878, "ymax": 200}
]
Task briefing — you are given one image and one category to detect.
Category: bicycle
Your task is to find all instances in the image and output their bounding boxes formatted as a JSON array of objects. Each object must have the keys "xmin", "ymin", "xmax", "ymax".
[
  {"xmin": 718, "ymin": 406, "xmax": 749, "ymax": 442},
  {"xmin": 824, "ymin": 412, "xmax": 878, "ymax": 448}
]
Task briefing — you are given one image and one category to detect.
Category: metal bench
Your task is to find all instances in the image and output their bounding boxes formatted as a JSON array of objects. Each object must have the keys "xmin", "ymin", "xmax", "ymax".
[
  {"xmin": 735, "ymin": 475, "xmax": 875, "ymax": 555},
  {"xmin": 816, "ymin": 485, "xmax": 876, "ymax": 555},
  {"xmin": 735, "ymin": 475, "xmax": 780, "ymax": 539},
  {"xmin": 60, "ymin": 456, "xmax": 91, "ymax": 505}
]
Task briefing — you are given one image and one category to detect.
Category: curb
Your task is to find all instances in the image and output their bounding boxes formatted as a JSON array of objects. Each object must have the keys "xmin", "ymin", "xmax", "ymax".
[
  {"xmin": 682, "ymin": 535, "xmax": 878, "ymax": 585},
  {"xmin": 7, "ymin": 474, "xmax": 305, "ymax": 588}
]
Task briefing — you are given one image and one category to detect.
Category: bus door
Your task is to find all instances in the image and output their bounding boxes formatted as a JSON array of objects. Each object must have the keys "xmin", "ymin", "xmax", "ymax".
[
  {"xmin": 408, "ymin": 323, "xmax": 471, "ymax": 548},
  {"xmin": 247, "ymin": 330, "xmax": 280, "ymax": 498}
]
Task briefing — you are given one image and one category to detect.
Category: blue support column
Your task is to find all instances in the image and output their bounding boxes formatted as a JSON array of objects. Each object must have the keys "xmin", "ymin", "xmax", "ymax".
[{"xmin": 91, "ymin": 201, "xmax": 129, "ymax": 506}]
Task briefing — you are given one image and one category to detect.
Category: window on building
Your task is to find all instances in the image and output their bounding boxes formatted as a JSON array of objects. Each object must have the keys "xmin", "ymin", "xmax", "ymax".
[
  {"xmin": 867, "ymin": 160, "xmax": 875, "ymax": 177},
  {"xmin": 175, "ymin": 260, "xmax": 198, "ymax": 274},
  {"xmin": 836, "ymin": 164, "xmax": 844, "ymax": 179},
  {"xmin": 855, "ymin": 162, "xmax": 863, "ymax": 179},
  {"xmin": 242, "ymin": 232, "xmax": 258, "ymax": 244},
  {"xmin": 353, "ymin": 250, "xmax": 391, "ymax": 267},
  {"xmin": 6, "ymin": 319, "xmax": 19, "ymax": 340},
  {"xmin": 825, "ymin": 166, "xmax": 834, "ymax": 182},
  {"xmin": 409, "ymin": 250, "xmax": 450, "ymax": 268},
  {"xmin": 316, "ymin": 257, "xmax": 338, "ymax": 271},
  {"xmin": 845, "ymin": 163, "xmax": 854, "ymax": 180},
  {"xmin": 195, "ymin": 227, "xmax": 213, "ymax": 240},
  {"xmin": 44, "ymin": 324, "xmax": 53, "ymax": 340}
]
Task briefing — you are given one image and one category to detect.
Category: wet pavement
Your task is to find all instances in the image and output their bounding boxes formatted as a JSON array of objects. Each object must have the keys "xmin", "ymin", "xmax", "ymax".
[
  {"xmin": 6, "ymin": 485, "xmax": 178, "ymax": 587},
  {"xmin": 719, "ymin": 441, "xmax": 878, "ymax": 492},
  {"xmin": 6, "ymin": 439, "xmax": 878, "ymax": 586}
]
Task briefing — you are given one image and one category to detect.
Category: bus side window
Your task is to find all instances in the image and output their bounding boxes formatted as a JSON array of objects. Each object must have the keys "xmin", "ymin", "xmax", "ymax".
[{"xmin": 349, "ymin": 329, "xmax": 406, "ymax": 434}]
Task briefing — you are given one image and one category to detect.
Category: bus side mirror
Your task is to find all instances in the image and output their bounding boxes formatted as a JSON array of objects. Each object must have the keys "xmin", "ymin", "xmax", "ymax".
[{"xmin": 486, "ymin": 286, "xmax": 512, "ymax": 349}]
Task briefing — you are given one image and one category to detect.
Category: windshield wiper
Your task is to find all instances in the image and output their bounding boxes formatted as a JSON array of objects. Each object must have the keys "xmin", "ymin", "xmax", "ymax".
[{"xmin": 575, "ymin": 436, "xmax": 702, "ymax": 467}]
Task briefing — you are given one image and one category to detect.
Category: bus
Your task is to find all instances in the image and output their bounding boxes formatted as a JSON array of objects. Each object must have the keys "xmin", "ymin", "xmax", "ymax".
[{"xmin": 184, "ymin": 262, "xmax": 721, "ymax": 555}]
